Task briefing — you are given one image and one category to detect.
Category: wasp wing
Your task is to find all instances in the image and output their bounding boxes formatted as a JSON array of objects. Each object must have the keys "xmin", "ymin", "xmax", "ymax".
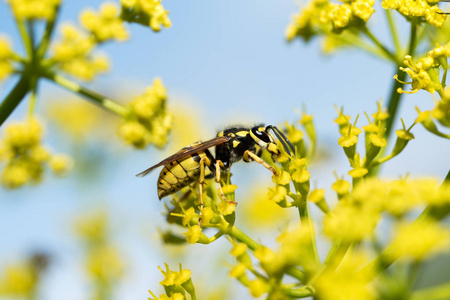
[{"xmin": 135, "ymin": 135, "xmax": 232, "ymax": 177}]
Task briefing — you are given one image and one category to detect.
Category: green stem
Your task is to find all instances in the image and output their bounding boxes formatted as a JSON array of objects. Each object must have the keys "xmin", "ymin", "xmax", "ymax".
[
  {"xmin": 0, "ymin": 76, "xmax": 31, "ymax": 126},
  {"xmin": 385, "ymin": 10, "xmax": 401, "ymax": 55},
  {"xmin": 229, "ymin": 225, "xmax": 305, "ymax": 282},
  {"xmin": 15, "ymin": 18, "xmax": 33, "ymax": 58},
  {"xmin": 283, "ymin": 285, "xmax": 314, "ymax": 298},
  {"xmin": 411, "ymin": 283, "xmax": 450, "ymax": 300},
  {"xmin": 327, "ymin": 32, "xmax": 385, "ymax": 58},
  {"xmin": 36, "ymin": 4, "xmax": 61, "ymax": 59},
  {"xmin": 361, "ymin": 26, "xmax": 399, "ymax": 64},
  {"xmin": 297, "ymin": 202, "xmax": 321, "ymax": 267},
  {"xmin": 41, "ymin": 71, "xmax": 129, "ymax": 117},
  {"xmin": 385, "ymin": 20, "xmax": 417, "ymax": 145}
]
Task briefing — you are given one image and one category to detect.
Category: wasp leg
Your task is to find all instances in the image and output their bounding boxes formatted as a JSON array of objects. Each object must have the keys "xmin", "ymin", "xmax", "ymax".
[
  {"xmin": 215, "ymin": 160, "xmax": 237, "ymax": 204},
  {"xmin": 244, "ymin": 150, "xmax": 278, "ymax": 176},
  {"xmin": 198, "ymin": 157, "xmax": 208, "ymax": 226}
]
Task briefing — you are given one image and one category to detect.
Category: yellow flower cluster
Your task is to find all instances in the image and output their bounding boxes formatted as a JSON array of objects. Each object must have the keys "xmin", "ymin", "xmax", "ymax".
[
  {"xmin": 0, "ymin": 118, "xmax": 73, "ymax": 189},
  {"xmin": 52, "ymin": 24, "xmax": 109, "ymax": 81},
  {"xmin": 80, "ymin": 2, "xmax": 129, "ymax": 42},
  {"xmin": 286, "ymin": 0, "xmax": 375, "ymax": 42},
  {"xmin": 0, "ymin": 37, "xmax": 14, "ymax": 82},
  {"xmin": 149, "ymin": 263, "xmax": 194, "ymax": 300},
  {"xmin": 396, "ymin": 42, "xmax": 450, "ymax": 94},
  {"xmin": 314, "ymin": 251, "xmax": 376, "ymax": 300},
  {"xmin": 7, "ymin": 0, "xmax": 61, "ymax": 20},
  {"xmin": 382, "ymin": 0, "xmax": 446, "ymax": 27},
  {"xmin": 120, "ymin": 0, "xmax": 171, "ymax": 32},
  {"xmin": 325, "ymin": 178, "xmax": 450, "ymax": 244},
  {"xmin": 118, "ymin": 78, "xmax": 172, "ymax": 149},
  {"xmin": 390, "ymin": 220, "xmax": 450, "ymax": 261}
]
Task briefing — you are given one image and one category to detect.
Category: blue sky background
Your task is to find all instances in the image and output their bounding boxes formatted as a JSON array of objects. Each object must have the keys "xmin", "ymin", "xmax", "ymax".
[{"xmin": 0, "ymin": 0, "xmax": 449, "ymax": 299}]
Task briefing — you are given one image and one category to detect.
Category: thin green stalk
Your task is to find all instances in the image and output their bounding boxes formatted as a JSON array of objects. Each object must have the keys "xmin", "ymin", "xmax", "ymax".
[
  {"xmin": 14, "ymin": 17, "xmax": 33, "ymax": 58},
  {"xmin": 325, "ymin": 32, "xmax": 385, "ymax": 58},
  {"xmin": 283, "ymin": 285, "xmax": 314, "ymax": 298},
  {"xmin": 411, "ymin": 283, "xmax": 450, "ymax": 300},
  {"xmin": 36, "ymin": 4, "xmax": 61, "ymax": 58},
  {"xmin": 385, "ymin": 10, "xmax": 401, "ymax": 55},
  {"xmin": 361, "ymin": 26, "xmax": 399, "ymax": 64},
  {"xmin": 297, "ymin": 202, "xmax": 320, "ymax": 267},
  {"xmin": 41, "ymin": 71, "xmax": 129, "ymax": 117},
  {"xmin": 385, "ymin": 20, "xmax": 417, "ymax": 142},
  {"xmin": 0, "ymin": 75, "xmax": 31, "ymax": 126}
]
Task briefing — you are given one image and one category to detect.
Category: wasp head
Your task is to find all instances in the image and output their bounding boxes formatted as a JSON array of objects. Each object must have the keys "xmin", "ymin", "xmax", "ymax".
[{"xmin": 249, "ymin": 125, "xmax": 295, "ymax": 157}]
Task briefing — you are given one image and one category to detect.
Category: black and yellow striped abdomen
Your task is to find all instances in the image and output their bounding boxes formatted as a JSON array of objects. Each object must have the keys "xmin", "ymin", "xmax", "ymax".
[{"xmin": 157, "ymin": 143, "xmax": 215, "ymax": 199}]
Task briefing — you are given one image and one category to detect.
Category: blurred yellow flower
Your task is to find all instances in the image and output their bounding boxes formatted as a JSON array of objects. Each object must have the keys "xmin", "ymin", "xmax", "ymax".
[
  {"xmin": 0, "ymin": 37, "xmax": 14, "ymax": 81},
  {"xmin": 0, "ymin": 118, "xmax": 72, "ymax": 189},
  {"xmin": 52, "ymin": 24, "xmax": 110, "ymax": 81},
  {"xmin": 7, "ymin": 0, "xmax": 61, "ymax": 20},
  {"xmin": 87, "ymin": 245, "xmax": 124, "ymax": 281},
  {"xmin": 0, "ymin": 263, "xmax": 36, "ymax": 297},
  {"xmin": 80, "ymin": 2, "xmax": 129, "ymax": 42},
  {"xmin": 390, "ymin": 219, "xmax": 450, "ymax": 261}
]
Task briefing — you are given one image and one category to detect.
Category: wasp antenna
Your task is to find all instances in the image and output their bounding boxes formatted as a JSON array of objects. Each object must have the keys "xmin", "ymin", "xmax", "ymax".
[{"xmin": 269, "ymin": 126, "xmax": 296, "ymax": 157}]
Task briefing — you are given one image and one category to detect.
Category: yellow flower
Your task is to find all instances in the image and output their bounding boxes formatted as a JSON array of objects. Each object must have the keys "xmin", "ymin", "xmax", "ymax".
[
  {"xmin": 324, "ymin": 201, "xmax": 379, "ymax": 242},
  {"xmin": 120, "ymin": 0, "xmax": 171, "ymax": 32},
  {"xmin": 314, "ymin": 251, "xmax": 376, "ymax": 300},
  {"xmin": 248, "ymin": 278, "xmax": 269, "ymax": 297},
  {"xmin": 80, "ymin": 2, "xmax": 129, "ymax": 42},
  {"xmin": 217, "ymin": 199, "xmax": 236, "ymax": 215},
  {"xmin": 75, "ymin": 211, "xmax": 108, "ymax": 242},
  {"xmin": 1, "ymin": 163, "xmax": 30, "ymax": 188},
  {"xmin": 0, "ymin": 37, "xmax": 13, "ymax": 81},
  {"xmin": 86, "ymin": 245, "xmax": 124, "ymax": 281},
  {"xmin": 52, "ymin": 24, "xmax": 110, "ymax": 81},
  {"xmin": 351, "ymin": 0, "xmax": 375, "ymax": 22},
  {"xmin": 184, "ymin": 225, "xmax": 202, "ymax": 244},
  {"xmin": 120, "ymin": 79, "xmax": 172, "ymax": 149},
  {"xmin": 49, "ymin": 154, "xmax": 74, "ymax": 176},
  {"xmin": 390, "ymin": 220, "xmax": 450, "ymax": 261},
  {"xmin": 229, "ymin": 263, "xmax": 246, "ymax": 278},
  {"xmin": 158, "ymin": 263, "xmax": 191, "ymax": 286},
  {"xmin": 331, "ymin": 177, "xmax": 351, "ymax": 195},
  {"xmin": 7, "ymin": 0, "xmax": 61, "ymax": 20},
  {"xmin": 0, "ymin": 263, "xmax": 36, "ymax": 296},
  {"xmin": 0, "ymin": 118, "xmax": 72, "ymax": 189},
  {"xmin": 230, "ymin": 243, "xmax": 248, "ymax": 257}
]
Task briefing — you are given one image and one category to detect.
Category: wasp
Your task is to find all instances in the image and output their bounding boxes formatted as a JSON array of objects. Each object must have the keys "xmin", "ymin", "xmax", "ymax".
[{"xmin": 136, "ymin": 125, "xmax": 295, "ymax": 202}]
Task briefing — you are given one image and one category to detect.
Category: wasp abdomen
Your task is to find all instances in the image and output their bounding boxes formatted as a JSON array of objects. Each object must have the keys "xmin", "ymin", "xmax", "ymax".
[{"xmin": 157, "ymin": 147, "xmax": 215, "ymax": 199}]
